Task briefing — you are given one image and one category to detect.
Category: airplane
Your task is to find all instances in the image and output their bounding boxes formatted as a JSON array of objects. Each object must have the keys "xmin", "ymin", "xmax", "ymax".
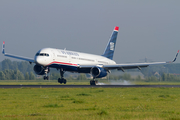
[{"xmin": 2, "ymin": 26, "xmax": 179, "ymax": 85}]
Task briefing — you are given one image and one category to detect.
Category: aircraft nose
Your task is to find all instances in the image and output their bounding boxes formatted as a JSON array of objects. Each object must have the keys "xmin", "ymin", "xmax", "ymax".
[{"xmin": 35, "ymin": 56, "xmax": 43, "ymax": 65}]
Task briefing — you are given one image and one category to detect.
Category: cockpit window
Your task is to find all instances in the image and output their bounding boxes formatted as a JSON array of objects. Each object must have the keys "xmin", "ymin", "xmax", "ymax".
[{"xmin": 36, "ymin": 53, "xmax": 49, "ymax": 57}]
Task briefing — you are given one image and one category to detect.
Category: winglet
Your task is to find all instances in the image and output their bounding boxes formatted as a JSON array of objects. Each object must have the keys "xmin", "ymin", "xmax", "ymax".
[
  {"xmin": 172, "ymin": 50, "xmax": 179, "ymax": 62},
  {"xmin": 2, "ymin": 41, "xmax": 5, "ymax": 54},
  {"xmin": 166, "ymin": 50, "xmax": 179, "ymax": 63}
]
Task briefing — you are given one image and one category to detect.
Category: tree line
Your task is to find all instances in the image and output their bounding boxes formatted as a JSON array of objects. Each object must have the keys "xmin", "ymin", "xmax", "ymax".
[
  {"xmin": 0, "ymin": 69, "xmax": 35, "ymax": 80},
  {"xmin": 0, "ymin": 59, "xmax": 36, "ymax": 80}
]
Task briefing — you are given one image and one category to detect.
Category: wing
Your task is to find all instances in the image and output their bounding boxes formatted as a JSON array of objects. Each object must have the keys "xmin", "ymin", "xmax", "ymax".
[
  {"xmin": 2, "ymin": 41, "xmax": 34, "ymax": 63},
  {"xmin": 79, "ymin": 50, "xmax": 179, "ymax": 71},
  {"xmin": 103, "ymin": 62, "xmax": 167, "ymax": 71}
]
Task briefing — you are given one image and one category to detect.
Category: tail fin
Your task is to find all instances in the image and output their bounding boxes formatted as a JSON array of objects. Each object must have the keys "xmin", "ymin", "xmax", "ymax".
[{"xmin": 102, "ymin": 26, "xmax": 119, "ymax": 60}]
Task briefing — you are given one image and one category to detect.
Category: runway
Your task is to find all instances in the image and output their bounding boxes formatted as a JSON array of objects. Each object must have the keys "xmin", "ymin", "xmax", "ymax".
[{"xmin": 0, "ymin": 85, "xmax": 180, "ymax": 88}]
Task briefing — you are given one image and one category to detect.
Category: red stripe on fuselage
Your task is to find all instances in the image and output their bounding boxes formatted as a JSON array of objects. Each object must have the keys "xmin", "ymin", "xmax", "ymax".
[{"xmin": 46, "ymin": 61, "xmax": 78, "ymax": 67}]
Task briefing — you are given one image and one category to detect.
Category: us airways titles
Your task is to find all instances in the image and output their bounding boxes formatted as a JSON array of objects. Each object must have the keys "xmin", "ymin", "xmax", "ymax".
[{"xmin": 61, "ymin": 51, "xmax": 79, "ymax": 56}]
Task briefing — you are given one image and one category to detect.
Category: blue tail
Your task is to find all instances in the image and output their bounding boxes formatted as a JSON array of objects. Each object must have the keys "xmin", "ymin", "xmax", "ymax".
[{"xmin": 102, "ymin": 26, "xmax": 119, "ymax": 60}]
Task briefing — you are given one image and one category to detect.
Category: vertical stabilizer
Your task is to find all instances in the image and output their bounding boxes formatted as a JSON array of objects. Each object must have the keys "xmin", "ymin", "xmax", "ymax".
[{"xmin": 102, "ymin": 26, "xmax": 119, "ymax": 60}]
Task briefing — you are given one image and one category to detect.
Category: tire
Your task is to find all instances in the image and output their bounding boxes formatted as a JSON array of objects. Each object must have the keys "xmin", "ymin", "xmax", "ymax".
[
  {"xmin": 58, "ymin": 78, "xmax": 61, "ymax": 83},
  {"xmin": 90, "ymin": 80, "xmax": 96, "ymax": 85},
  {"xmin": 63, "ymin": 79, "xmax": 67, "ymax": 84}
]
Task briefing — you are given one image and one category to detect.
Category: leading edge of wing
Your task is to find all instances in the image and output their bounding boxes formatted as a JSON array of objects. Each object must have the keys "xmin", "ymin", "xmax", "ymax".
[
  {"xmin": 104, "ymin": 49, "xmax": 179, "ymax": 70},
  {"xmin": 103, "ymin": 62, "xmax": 166, "ymax": 70},
  {"xmin": 4, "ymin": 53, "xmax": 34, "ymax": 63},
  {"xmin": 79, "ymin": 62, "xmax": 166, "ymax": 73},
  {"xmin": 79, "ymin": 61, "xmax": 168, "ymax": 71}
]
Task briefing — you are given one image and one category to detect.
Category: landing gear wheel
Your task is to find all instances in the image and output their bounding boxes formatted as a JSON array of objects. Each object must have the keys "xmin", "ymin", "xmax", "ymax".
[
  {"xmin": 63, "ymin": 79, "xmax": 67, "ymax": 84},
  {"xmin": 58, "ymin": 78, "xmax": 62, "ymax": 84},
  {"xmin": 58, "ymin": 69, "xmax": 67, "ymax": 84},
  {"xmin": 90, "ymin": 80, "xmax": 98, "ymax": 85},
  {"xmin": 58, "ymin": 78, "xmax": 66, "ymax": 84},
  {"xmin": 43, "ymin": 76, "xmax": 49, "ymax": 80}
]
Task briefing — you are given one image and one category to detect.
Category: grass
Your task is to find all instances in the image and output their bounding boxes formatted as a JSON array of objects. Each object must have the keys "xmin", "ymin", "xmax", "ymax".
[{"xmin": 0, "ymin": 87, "xmax": 180, "ymax": 119}]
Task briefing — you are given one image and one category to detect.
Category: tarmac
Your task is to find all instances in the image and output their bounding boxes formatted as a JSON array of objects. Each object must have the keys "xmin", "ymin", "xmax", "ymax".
[{"xmin": 0, "ymin": 85, "xmax": 180, "ymax": 88}]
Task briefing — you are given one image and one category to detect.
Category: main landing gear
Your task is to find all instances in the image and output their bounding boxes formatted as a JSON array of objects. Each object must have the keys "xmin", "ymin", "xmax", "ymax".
[
  {"xmin": 90, "ymin": 78, "xmax": 98, "ymax": 85},
  {"xmin": 58, "ymin": 69, "xmax": 67, "ymax": 84},
  {"xmin": 43, "ymin": 76, "xmax": 49, "ymax": 80}
]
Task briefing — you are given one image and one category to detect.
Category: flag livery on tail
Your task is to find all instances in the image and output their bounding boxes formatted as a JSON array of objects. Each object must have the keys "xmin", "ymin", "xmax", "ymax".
[{"xmin": 102, "ymin": 26, "xmax": 119, "ymax": 60}]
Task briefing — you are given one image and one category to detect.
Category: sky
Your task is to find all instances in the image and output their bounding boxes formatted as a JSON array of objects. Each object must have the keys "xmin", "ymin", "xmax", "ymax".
[{"xmin": 0, "ymin": 0, "xmax": 180, "ymax": 63}]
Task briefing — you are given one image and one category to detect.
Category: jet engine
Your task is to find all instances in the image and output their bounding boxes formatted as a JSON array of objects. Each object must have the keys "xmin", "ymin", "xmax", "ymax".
[
  {"xmin": 91, "ymin": 67, "xmax": 108, "ymax": 78},
  {"xmin": 33, "ymin": 65, "xmax": 49, "ymax": 75}
]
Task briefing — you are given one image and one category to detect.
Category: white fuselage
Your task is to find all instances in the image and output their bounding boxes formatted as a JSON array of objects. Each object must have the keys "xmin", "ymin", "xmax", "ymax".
[{"xmin": 35, "ymin": 48, "xmax": 116, "ymax": 68}]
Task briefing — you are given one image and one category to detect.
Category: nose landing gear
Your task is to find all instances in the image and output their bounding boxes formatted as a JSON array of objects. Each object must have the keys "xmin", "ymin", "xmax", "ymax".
[{"xmin": 43, "ymin": 67, "xmax": 49, "ymax": 80}]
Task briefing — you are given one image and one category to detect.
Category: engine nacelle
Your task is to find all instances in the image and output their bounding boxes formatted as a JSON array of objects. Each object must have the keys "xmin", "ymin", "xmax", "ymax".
[
  {"xmin": 33, "ymin": 65, "xmax": 49, "ymax": 75},
  {"xmin": 91, "ymin": 67, "xmax": 107, "ymax": 78}
]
